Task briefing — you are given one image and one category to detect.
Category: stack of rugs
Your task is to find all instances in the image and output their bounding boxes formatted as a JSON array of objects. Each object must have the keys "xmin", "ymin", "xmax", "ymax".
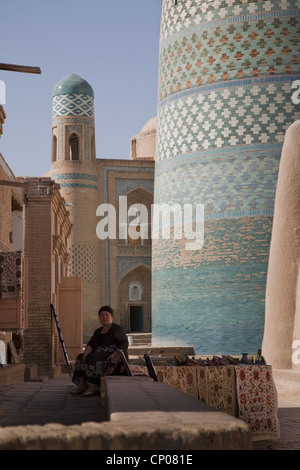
[{"xmin": 137, "ymin": 353, "xmax": 280, "ymax": 441}]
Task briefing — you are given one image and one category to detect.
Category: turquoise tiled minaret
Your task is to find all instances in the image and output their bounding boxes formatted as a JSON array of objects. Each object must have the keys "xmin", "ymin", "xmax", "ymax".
[
  {"xmin": 52, "ymin": 74, "xmax": 96, "ymax": 163},
  {"xmin": 152, "ymin": 0, "xmax": 300, "ymax": 354},
  {"xmin": 50, "ymin": 74, "xmax": 100, "ymax": 342}
]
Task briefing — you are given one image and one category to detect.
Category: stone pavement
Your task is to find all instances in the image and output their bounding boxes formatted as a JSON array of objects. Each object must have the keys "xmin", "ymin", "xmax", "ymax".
[
  {"xmin": 0, "ymin": 373, "xmax": 105, "ymax": 427},
  {"xmin": 0, "ymin": 372, "xmax": 300, "ymax": 450}
]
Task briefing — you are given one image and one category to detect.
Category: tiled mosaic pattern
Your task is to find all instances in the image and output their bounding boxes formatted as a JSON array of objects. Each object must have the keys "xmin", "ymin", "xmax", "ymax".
[
  {"xmin": 155, "ymin": 148, "xmax": 281, "ymax": 215},
  {"xmin": 52, "ymin": 94, "xmax": 94, "ymax": 118},
  {"xmin": 152, "ymin": 216, "xmax": 272, "ymax": 270},
  {"xmin": 51, "ymin": 172, "xmax": 98, "ymax": 190},
  {"xmin": 160, "ymin": 0, "xmax": 300, "ymax": 49},
  {"xmin": 152, "ymin": 217, "xmax": 271, "ymax": 354},
  {"xmin": 159, "ymin": 7, "xmax": 300, "ymax": 100},
  {"xmin": 115, "ymin": 179, "xmax": 154, "ymax": 203},
  {"xmin": 69, "ymin": 244, "xmax": 101, "ymax": 284},
  {"xmin": 152, "ymin": 264, "xmax": 267, "ymax": 354},
  {"xmin": 152, "ymin": 0, "xmax": 300, "ymax": 354},
  {"xmin": 117, "ymin": 257, "xmax": 151, "ymax": 280},
  {"xmin": 157, "ymin": 80, "xmax": 300, "ymax": 160},
  {"xmin": 152, "ymin": 262, "xmax": 266, "ymax": 354}
]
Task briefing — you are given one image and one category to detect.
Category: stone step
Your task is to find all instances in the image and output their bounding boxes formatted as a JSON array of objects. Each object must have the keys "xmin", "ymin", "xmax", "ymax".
[
  {"xmin": 0, "ymin": 364, "xmax": 25, "ymax": 386},
  {"xmin": 101, "ymin": 375, "xmax": 252, "ymax": 450},
  {"xmin": 127, "ymin": 333, "xmax": 152, "ymax": 346}
]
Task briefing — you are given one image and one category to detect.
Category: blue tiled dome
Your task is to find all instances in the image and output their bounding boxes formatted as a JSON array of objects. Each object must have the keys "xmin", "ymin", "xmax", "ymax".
[{"xmin": 53, "ymin": 74, "xmax": 94, "ymax": 98}]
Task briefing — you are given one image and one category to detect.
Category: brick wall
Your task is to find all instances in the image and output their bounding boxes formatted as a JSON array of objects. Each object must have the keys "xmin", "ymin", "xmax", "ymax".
[
  {"xmin": 22, "ymin": 178, "xmax": 72, "ymax": 376},
  {"xmin": 23, "ymin": 185, "xmax": 54, "ymax": 375}
]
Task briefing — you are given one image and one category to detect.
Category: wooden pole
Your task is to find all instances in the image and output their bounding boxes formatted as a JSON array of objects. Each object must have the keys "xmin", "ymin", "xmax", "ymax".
[
  {"xmin": 0, "ymin": 179, "xmax": 28, "ymax": 188},
  {"xmin": 0, "ymin": 63, "xmax": 41, "ymax": 74}
]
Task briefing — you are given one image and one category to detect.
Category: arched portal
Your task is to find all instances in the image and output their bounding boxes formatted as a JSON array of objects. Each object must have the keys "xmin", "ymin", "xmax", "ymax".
[
  {"xmin": 118, "ymin": 264, "xmax": 151, "ymax": 333},
  {"xmin": 117, "ymin": 186, "xmax": 153, "ymax": 247}
]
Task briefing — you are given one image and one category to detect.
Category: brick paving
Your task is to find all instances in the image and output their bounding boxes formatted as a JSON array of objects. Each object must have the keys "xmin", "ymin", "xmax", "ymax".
[
  {"xmin": 0, "ymin": 373, "xmax": 300, "ymax": 450},
  {"xmin": 0, "ymin": 373, "xmax": 104, "ymax": 427}
]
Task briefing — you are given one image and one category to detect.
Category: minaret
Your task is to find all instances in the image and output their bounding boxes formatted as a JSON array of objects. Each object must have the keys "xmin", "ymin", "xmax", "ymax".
[
  {"xmin": 49, "ymin": 74, "xmax": 101, "ymax": 341},
  {"xmin": 152, "ymin": 0, "xmax": 300, "ymax": 354}
]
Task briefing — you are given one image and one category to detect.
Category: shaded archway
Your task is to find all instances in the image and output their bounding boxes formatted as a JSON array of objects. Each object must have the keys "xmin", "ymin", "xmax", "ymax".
[
  {"xmin": 69, "ymin": 133, "xmax": 80, "ymax": 161},
  {"xmin": 118, "ymin": 264, "xmax": 151, "ymax": 333}
]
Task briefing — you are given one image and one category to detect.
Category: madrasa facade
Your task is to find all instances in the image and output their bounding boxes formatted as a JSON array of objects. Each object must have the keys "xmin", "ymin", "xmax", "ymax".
[{"xmin": 46, "ymin": 74, "xmax": 155, "ymax": 342}]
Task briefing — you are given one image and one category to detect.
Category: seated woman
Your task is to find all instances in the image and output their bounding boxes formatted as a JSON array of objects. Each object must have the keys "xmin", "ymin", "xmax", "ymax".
[{"xmin": 71, "ymin": 306, "xmax": 129, "ymax": 396}]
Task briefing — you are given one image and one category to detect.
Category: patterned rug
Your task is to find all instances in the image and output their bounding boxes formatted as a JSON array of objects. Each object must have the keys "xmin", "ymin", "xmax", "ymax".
[
  {"xmin": 155, "ymin": 365, "xmax": 199, "ymax": 399},
  {"xmin": 0, "ymin": 251, "xmax": 23, "ymax": 299},
  {"xmin": 196, "ymin": 366, "xmax": 238, "ymax": 417},
  {"xmin": 235, "ymin": 365, "xmax": 280, "ymax": 441},
  {"xmin": 137, "ymin": 363, "xmax": 279, "ymax": 440}
]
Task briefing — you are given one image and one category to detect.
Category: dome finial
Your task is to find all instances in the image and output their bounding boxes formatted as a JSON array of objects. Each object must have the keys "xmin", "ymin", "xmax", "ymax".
[{"xmin": 53, "ymin": 74, "xmax": 94, "ymax": 98}]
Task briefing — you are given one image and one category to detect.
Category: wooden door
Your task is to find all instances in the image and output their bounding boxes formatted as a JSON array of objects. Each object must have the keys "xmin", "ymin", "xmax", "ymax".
[{"xmin": 58, "ymin": 277, "xmax": 83, "ymax": 361}]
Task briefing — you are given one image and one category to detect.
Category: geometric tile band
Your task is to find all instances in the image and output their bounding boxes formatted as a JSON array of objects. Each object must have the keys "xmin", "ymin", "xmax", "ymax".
[
  {"xmin": 51, "ymin": 173, "xmax": 97, "ymax": 181},
  {"xmin": 51, "ymin": 173, "xmax": 98, "ymax": 190},
  {"xmin": 155, "ymin": 148, "xmax": 281, "ymax": 216},
  {"xmin": 115, "ymin": 179, "xmax": 154, "ymax": 202},
  {"xmin": 157, "ymin": 80, "xmax": 300, "ymax": 161},
  {"xmin": 159, "ymin": 4, "xmax": 300, "ymax": 100},
  {"xmin": 52, "ymin": 94, "xmax": 94, "ymax": 118},
  {"xmin": 159, "ymin": 75, "xmax": 300, "ymax": 108},
  {"xmin": 152, "ymin": 216, "xmax": 272, "ymax": 271},
  {"xmin": 58, "ymin": 183, "xmax": 98, "ymax": 190},
  {"xmin": 160, "ymin": 0, "xmax": 300, "ymax": 44}
]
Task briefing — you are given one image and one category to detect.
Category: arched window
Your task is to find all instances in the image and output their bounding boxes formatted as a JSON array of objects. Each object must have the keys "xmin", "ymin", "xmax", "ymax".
[
  {"xmin": 52, "ymin": 135, "xmax": 57, "ymax": 162},
  {"xmin": 129, "ymin": 281, "xmax": 143, "ymax": 301},
  {"xmin": 69, "ymin": 133, "xmax": 79, "ymax": 160}
]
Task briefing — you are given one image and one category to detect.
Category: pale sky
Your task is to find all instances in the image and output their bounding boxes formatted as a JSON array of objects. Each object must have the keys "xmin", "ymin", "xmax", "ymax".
[{"xmin": 0, "ymin": 0, "xmax": 162, "ymax": 176}]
